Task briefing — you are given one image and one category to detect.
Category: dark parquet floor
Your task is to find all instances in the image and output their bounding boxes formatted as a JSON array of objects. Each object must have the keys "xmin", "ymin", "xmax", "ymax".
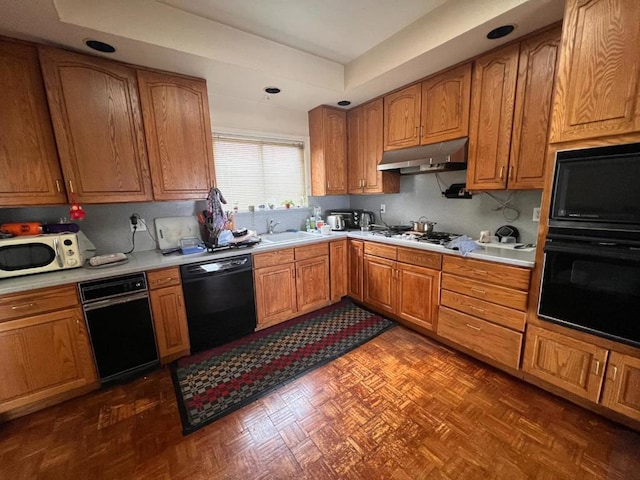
[{"xmin": 1, "ymin": 325, "xmax": 638, "ymax": 479}]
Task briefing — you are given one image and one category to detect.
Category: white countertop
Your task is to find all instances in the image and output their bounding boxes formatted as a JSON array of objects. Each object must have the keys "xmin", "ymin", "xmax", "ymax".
[{"xmin": 0, "ymin": 230, "xmax": 535, "ymax": 295}]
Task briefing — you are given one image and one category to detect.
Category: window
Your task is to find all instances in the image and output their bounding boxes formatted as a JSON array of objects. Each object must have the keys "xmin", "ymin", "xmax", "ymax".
[{"xmin": 213, "ymin": 133, "xmax": 306, "ymax": 210}]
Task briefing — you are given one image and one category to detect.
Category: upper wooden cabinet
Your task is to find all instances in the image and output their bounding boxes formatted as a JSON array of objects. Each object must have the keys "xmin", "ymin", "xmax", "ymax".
[
  {"xmin": 383, "ymin": 63, "xmax": 471, "ymax": 152},
  {"xmin": 384, "ymin": 83, "xmax": 422, "ymax": 150},
  {"xmin": 39, "ymin": 47, "xmax": 153, "ymax": 204},
  {"xmin": 309, "ymin": 105, "xmax": 347, "ymax": 195},
  {"xmin": 347, "ymin": 99, "xmax": 399, "ymax": 194},
  {"xmin": 137, "ymin": 70, "xmax": 215, "ymax": 200},
  {"xmin": 420, "ymin": 63, "xmax": 472, "ymax": 145},
  {"xmin": 467, "ymin": 26, "xmax": 561, "ymax": 190},
  {"xmin": 0, "ymin": 39, "xmax": 66, "ymax": 206},
  {"xmin": 550, "ymin": 0, "xmax": 640, "ymax": 143}
]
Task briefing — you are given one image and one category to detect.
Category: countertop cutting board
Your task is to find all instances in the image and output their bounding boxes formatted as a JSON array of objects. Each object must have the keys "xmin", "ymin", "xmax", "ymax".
[{"xmin": 155, "ymin": 216, "xmax": 202, "ymax": 251}]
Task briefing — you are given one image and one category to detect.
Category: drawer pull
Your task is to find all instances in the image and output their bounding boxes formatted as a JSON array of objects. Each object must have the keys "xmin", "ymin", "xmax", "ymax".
[
  {"xmin": 470, "ymin": 288, "xmax": 486, "ymax": 295},
  {"xmin": 470, "ymin": 305, "xmax": 485, "ymax": 313},
  {"xmin": 157, "ymin": 277, "xmax": 174, "ymax": 285},
  {"xmin": 465, "ymin": 323, "xmax": 481, "ymax": 331},
  {"xmin": 473, "ymin": 269, "xmax": 488, "ymax": 275},
  {"xmin": 611, "ymin": 365, "xmax": 618, "ymax": 381},
  {"xmin": 11, "ymin": 303, "xmax": 36, "ymax": 310}
]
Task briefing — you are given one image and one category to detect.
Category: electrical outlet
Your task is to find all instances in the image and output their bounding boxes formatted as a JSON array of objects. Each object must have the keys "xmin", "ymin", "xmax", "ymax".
[
  {"xmin": 130, "ymin": 217, "xmax": 147, "ymax": 232},
  {"xmin": 532, "ymin": 207, "xmax": 541, "ymax": 222},
  {"xmin": 380, "ymin": 204, "xmax": 386, "ymax": 214}
]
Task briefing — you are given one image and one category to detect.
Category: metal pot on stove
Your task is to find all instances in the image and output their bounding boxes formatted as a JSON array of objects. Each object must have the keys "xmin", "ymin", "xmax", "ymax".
[{"xmin": 410, "ymin": 216, "xmax": 436, "ymax": 233}]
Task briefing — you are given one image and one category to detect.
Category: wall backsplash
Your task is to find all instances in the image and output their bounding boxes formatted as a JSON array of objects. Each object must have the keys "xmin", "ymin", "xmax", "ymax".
[{"xmin": 0, "ymin": 173, "xmax": 541, "ymax": 254}]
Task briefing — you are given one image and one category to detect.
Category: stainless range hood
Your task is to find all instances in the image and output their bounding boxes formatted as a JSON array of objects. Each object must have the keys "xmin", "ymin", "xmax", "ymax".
[{"xmin": 377, "ymin": 137, "xmax": 467, "ymax": 174}]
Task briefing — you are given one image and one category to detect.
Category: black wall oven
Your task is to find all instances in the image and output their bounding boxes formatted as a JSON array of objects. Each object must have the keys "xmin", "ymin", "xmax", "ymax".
[{"xmin": 538, "ymin": 143, "xmax": 640, "ymax": 348}]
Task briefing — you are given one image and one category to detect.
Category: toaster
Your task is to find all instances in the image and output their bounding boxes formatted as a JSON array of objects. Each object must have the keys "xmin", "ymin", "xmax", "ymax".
[{"xmin": 327, "ymin": 215, "xmax": 346, "ymax": 231}]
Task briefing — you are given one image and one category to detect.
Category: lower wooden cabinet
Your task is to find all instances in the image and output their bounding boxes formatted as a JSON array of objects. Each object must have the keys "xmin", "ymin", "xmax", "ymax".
[
  {"xmin": 148, "ymin": 267, "xmax": 190, "ymax": 364},
  {"xmin": 347, "ymin": 239, "xmax": 364, "ymax": 301},
  {"xmin": 523, "ymin": 324, "xmax": 640, "ymax": 423},
  {"xmin": 254, "ymin": 243, "xmax": 330, "ymax": 330},
  {"xmin": 329, "ymin": 239, "xmax": 348, "ymax": 301},
  {"xmin": 0, "ymin": 306, "xmax": 97, "ymax": 418}
]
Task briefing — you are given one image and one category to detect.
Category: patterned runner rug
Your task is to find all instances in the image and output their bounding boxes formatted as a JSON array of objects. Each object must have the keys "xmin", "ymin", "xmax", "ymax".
[{"xmin": 171, "ymin": 299, "xmax": 395, "ymax": 434}]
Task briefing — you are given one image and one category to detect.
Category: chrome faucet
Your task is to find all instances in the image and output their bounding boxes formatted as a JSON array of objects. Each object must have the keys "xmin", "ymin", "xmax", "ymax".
[{"xmin": 268, "ymin": 219, "xmax": 280, "ymax": 234}]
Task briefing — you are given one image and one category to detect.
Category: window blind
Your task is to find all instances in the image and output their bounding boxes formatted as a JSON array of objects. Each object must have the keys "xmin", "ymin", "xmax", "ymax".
[{"xmin": 213, "ymin": 134, "xmax": 306, "ymax": 210}]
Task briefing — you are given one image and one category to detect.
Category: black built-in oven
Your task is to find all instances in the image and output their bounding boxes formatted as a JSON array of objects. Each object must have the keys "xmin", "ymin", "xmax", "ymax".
[{"xmin": 538, "ymin": 142, "xmax": 640, "ymax": 347}]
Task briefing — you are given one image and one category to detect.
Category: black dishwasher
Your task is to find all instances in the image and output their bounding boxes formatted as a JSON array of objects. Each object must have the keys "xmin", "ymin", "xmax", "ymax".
[
  {"xmin": 180, "ymin": 254, "xmax": 257, "ymax": 353},
  {"xmin": 79, "ymin": 273, "xmax": 159, "ymax": 385}
]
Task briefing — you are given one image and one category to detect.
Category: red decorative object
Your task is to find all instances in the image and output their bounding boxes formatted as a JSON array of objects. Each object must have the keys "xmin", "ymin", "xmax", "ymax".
[{"xmin": 69, "ymin": 193, "xmax": 86, "ymax": 220}]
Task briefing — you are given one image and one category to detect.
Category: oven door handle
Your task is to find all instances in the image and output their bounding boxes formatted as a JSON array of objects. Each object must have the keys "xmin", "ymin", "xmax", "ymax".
[
  {"xmin": 544, "ymin": 241, "xmax": 640, "ymax": 262},
  {"xmin": 83, "ymin": 291, "xmax": 149, "ymax": 311}
]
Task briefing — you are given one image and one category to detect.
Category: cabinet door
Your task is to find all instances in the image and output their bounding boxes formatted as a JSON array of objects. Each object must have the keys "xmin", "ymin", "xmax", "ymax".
[
  {"xmin": 254, "ymin": 263, "xmax": 297, "ymax": 329},
  {"xmin": 347, "ymin": 105, "xmax": 365, "ymax": 194},
  {"xmin": 0, "ymin": 40, "xmax": 66, "ymax": 206},
  {"xmin": 296, "ymin": 256, "xmax": 330, "ymax": 314},
  {"xmin": 601, "ymin": 351, "xmax": 640, "ymax": 422},
  {"xmin": 363, "ymin": 255, "xmax": 396, "ymax": 315},
  {"xmin": 348, "ymin": 240, "xmax": 364, "ymax": 301},
  {"xmin": 467, "ymin": 43, "xmax": 520, "ymax": 190},
  {"xmin": 523, "ymin": 325, "xmax": 608, "ymax": 402},
  {"xmin": 509, "ymin": 26, "xmax": 561, "ymax": 189},
  {"xmin": 397, "ymin": 263, "xmax": 440, "ymax": 331},
  {"xmin": 149, "ymin": 285, "xmax": 190, "ymax": 363},
  {"xmin": 330, "ymin": 240, "xmax": 348, "ymax": 301},
  {"xmin": 309, "ymin": 106, "xmax": 347, "ymax": 195},
  {"xmin": 384, "ymin": 84, "xmax": 422, "ymax": 151},
  {"xmin": 550, "ymin": 0, "xmax": 640, "ymax": 143},
  {"xmin": 420, "ymin": 62, "xmax": 471, "ymax": 145},
  {"xmin": 39, "ymin": 47, "xmax": 153, "ymax": 203},
  {"xmin": 0, "ymin": 308, "xmax": 97, "ymax": 412},
  {"xmin": 137, "ymin": 70, "xmax": 215, "ymax": 200}
]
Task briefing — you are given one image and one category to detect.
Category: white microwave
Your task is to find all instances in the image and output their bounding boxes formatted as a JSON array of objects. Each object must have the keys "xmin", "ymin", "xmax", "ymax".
[{"xmin": 0, "ymin": 232, "xmax": 94, "ymax": 279}]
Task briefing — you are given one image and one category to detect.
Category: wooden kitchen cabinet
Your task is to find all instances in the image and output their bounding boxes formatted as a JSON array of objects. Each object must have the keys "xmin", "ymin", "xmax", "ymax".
[
  {"xmin": 38, "ymin": 46, "xmax": 153, "ymax": 204},
  {"xmin": 468, "ymin": 26, "xmax": 560, "ymax": 190},
  {"xmin": 439, "ymin": 256, "xmax": 529, "ymax": 369},
  {"xmin": 309, "ymin": 105, "xmax": 347, "ymax": 195},
  {"xmin": 347, "ymin": 239, "xmax": 364, "ymax": 301},
  {"xmin": 137, "ymin": 70, "xmax": 215, "ymax": 200},
  {"xmin": 0, "ymin": 285, "xmax": 97, "ymax": 420},
  {"xmin": 347, "ymin": 99, "xmax": 399, "ymax": 194},
  {"xmin": 363, "ymin": 242, "xmax": 442, "ymax": 331},
  {"xmin": 383, "ymin": 63, "xmax": 471, "ymax": 152},
  {"xmin": 148, "ymin": 267, "xmax": 190, "ymax": 364},
  {"xmin": 601, "ymin": 351, "xmax": 640, "ymax": 422},
  {"xmin": 0, "ymin": 38, "xmax": 67, "ymax": 206},
  {"xmin": 550, "ymin": 0, "xmax": 640, "ymax": 143},
  {"xmin": 330, "ymin": 239, "xmax": 348, "ymax": 301},
  {"xmin": 254, "ymin": 244, "xmax": 330, "ymax": 329},
  {"xmin": 523, "ymin": 325, "xmax": 609, "ymax": 403}
]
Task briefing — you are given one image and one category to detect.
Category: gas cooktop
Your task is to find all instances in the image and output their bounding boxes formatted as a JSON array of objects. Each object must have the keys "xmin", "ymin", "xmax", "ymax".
[{"xmin": 369, "ymin": 228, "xmax": 461, "ymax": 245}]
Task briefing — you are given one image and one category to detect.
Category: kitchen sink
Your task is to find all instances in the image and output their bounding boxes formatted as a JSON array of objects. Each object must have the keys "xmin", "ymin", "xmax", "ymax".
[{"xmin": 259, "ymin": 231, "xmax": 318, "ymax": 243}]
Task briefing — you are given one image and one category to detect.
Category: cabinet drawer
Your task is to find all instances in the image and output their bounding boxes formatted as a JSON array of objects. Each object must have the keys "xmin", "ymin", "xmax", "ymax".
[
  {"xmin": 147, "ymin": 267, "xmax": 181, "ymax": 289},
  {"xmin": 364, "ymin": 242, "xmax": 397, "ymax": 260},
  {"xmin": 443, "ymin": 256, "xmax": 530, "ymax": 291},
  {"xmin": 442, "ymin": 273, "xmax": 528, "ymax": 311},
  {"xmin": 295, "ymin": 242, "xmax": 329, "ymax": 261},
  {"xmin": 253, "ymin": 248, "xmax": 295, "ymax": 268},
  {"xmin": 397, "ymin": 247, "xmax": 442, "ymax": 269},
  {"xmin": 437, "ymin": 306, "xmax": 522, "ymax": 369},
  {"xmin": 0, "ymin": 285, "xmax": 79, "ymax": 323},
  {"xmin": 440, "ymin": 290, "xmax": 526, "ymax": 332}
]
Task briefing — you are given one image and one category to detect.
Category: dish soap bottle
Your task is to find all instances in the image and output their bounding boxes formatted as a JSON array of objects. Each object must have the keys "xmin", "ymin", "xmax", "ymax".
[{"xmin": 305, "ymin": 217, "xmax": 311, "ymax": 232}]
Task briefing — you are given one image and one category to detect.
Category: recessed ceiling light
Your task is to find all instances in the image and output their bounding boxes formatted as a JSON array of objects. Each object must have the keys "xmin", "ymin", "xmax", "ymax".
[
  {"xmin": 264, "ymin": 87, "xmax": 281, "ymax": 94},
  {"xmin": 337, "ymin": 100, "xmax": 351, "ymax": 107},
  {"xmin": 84, "ymin": 39, "xmax": 116, "ymax": 53},
  {"xmin": 486, "ymin": 25, "xmax": 515, "ymax": 40}
]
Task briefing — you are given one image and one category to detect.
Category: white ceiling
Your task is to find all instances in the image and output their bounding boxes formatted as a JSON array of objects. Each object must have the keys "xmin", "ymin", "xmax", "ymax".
[{"xmin": 0, "ymin": 0, "xmax": 564, "ymax": 113}]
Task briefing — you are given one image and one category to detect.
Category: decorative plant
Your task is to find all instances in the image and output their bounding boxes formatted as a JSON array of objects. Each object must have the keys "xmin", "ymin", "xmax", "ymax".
[{"xmin": 282, "ymin": 200, "xmax": 295, "ymax": 209}]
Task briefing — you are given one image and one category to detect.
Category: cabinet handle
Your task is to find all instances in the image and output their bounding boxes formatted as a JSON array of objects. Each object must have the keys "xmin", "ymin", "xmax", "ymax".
[
  {"xmin": 611, "ymin": 365, "xmax": 618, "ymax": 381},
  {"xmin": 499, "ymin": 166, "xmax": 505, "ymax": 179},
  {"xmin": 466, "ymin": 323, "xmax": 481, "ymax": 331},
  {"xmin": 470, "ymin": 305, "xmax": 485, "ymax": 313},
  {"xmin": 509, "ymin": 165, "xmax": 514, "ymax": 180},
  {"xmin": 473, "ymin": 269, "xmax": 488, "ymax": 275},
  {"xmin": 157, "ymin": 277, "xmax": 174, "ymax": 285},
  {"xmin": 420, "ymin": 125, "xmax": 424, "ymax": 137},
  {"xmin": 594, "ymin": 359, "xmax": 601, "ymax": 376},
  {"xmin": 68, "ymin": 180, "xmax": 75, "ymax": 193},
  {"xmin": 55, "ymin": 179, "xmax": 62, "ymax": 193},
  {"xmin": 11, "ymin": 303, "xmax": 35, "ymax": 310},
  {"xmin": 178, "ymin": 295, "xmax": 183, "ymax": 307},
  {"xmin": 292, "ymin": 269, "xmax": 296, "ymax": 279},
  {"xmin": 471, "ymin": 287, "xmax": 486, "ymax": 295}
]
